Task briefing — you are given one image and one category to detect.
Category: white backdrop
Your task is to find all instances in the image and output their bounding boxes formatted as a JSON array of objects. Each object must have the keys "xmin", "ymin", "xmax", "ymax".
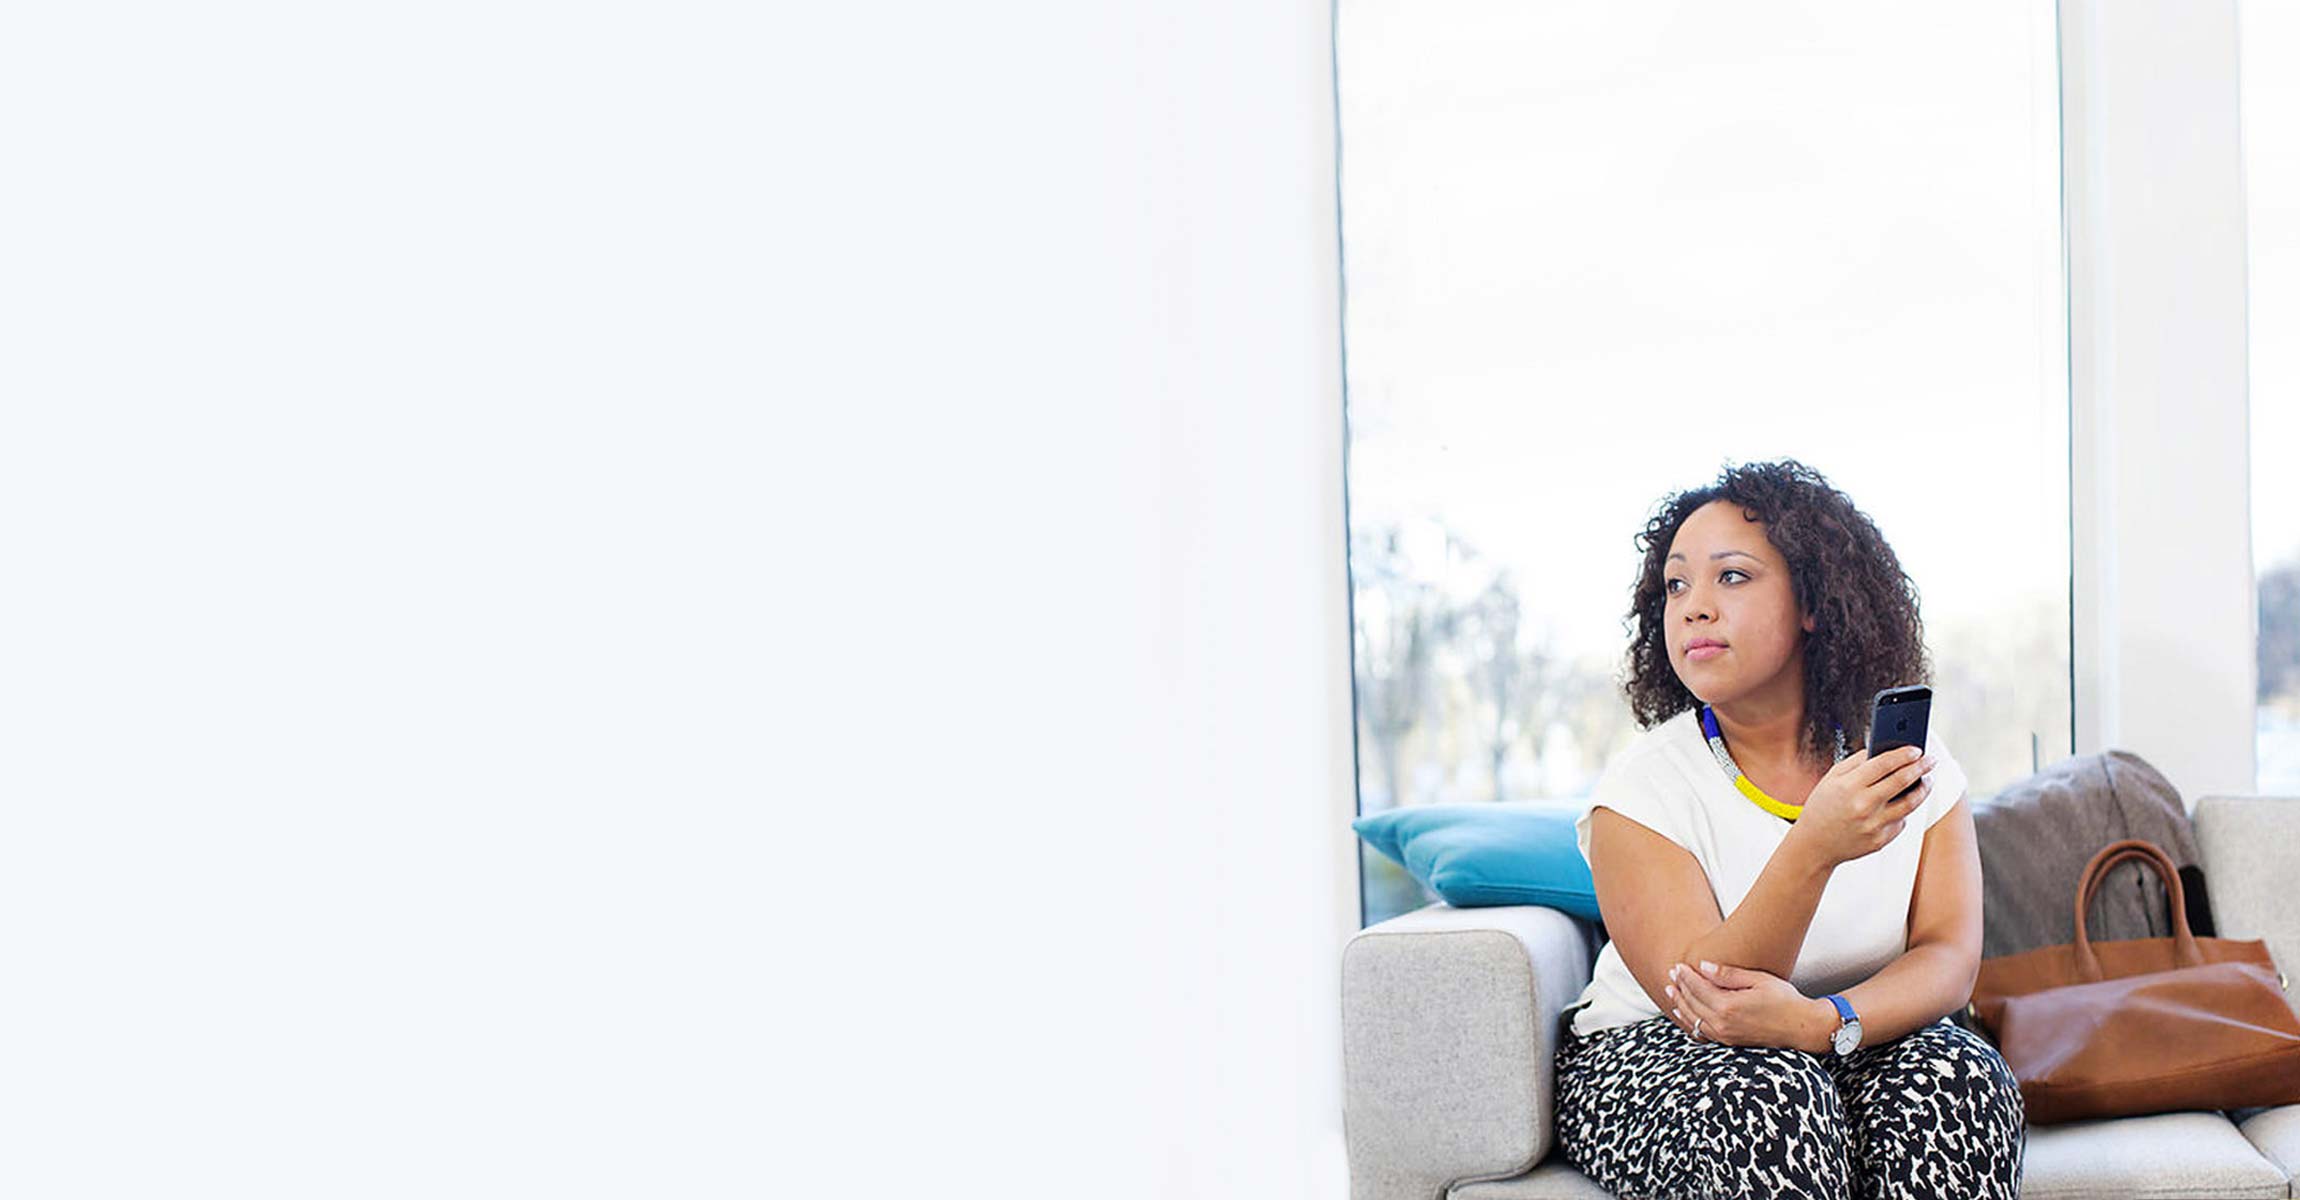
[{"xmin": 2, "ymin": 0, "xmax": 1356, "ymax": 1197}]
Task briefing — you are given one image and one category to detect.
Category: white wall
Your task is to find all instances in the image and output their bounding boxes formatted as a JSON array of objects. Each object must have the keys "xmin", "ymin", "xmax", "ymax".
[
  {"xmin": 772, "ymin": 0, "xmax": 1359, "ymax": 1191},
  {"xmin": 2063, "ymin": 0, "xmax": 2260, "ymax": 801},
  {"xmin": 8, "ymin": 1, "xmax": 1355, "ymax": 1198}
]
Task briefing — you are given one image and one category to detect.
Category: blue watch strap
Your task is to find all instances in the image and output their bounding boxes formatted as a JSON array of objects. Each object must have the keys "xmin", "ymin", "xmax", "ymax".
[{"xmin": 1824, "ymin": 993, "xmax": 1857, "ymax": 1024}]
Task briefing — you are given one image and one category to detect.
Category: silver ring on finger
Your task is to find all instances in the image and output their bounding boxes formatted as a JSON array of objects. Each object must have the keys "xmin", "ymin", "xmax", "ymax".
[{"xmin": 1692, "ymin": 1016, "xmax": 1704, "ymax": 1040}]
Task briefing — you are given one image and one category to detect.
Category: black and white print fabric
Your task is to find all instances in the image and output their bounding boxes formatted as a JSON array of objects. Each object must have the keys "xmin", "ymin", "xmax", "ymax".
[{"xmin": 1553, "ymin": 1001, "xmax": 2025, "ymax": 1199}]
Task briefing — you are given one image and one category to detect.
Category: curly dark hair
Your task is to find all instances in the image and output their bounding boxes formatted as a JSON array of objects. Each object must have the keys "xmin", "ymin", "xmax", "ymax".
[{"xmin": 1619, "ymin": 458, "xmax": 1931, "ymax": 766}]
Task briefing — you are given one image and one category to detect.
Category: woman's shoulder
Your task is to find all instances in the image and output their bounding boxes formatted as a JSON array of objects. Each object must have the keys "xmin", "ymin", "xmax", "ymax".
[{"xmin": 1582, "ymin": 710, "xmax": 1706, "ymax": 825}]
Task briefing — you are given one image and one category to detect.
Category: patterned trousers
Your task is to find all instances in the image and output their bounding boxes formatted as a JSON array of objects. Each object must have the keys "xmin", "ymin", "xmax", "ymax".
[{"xmin": 1552, "ymin": 1002, "xmax": 2026, "ymax": 1200}]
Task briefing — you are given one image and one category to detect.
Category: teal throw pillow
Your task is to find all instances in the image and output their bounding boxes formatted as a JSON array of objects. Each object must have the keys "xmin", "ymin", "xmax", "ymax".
[{"xmin": 1352, "ymin": 802, "xmax": 1601, "ymax": 921}]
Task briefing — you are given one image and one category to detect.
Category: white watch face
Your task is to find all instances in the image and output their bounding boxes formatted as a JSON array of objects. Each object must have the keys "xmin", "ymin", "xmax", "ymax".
[{"xmin": 1832, "ymin": 1020, "xmax": 1861, "ymax": 1054}]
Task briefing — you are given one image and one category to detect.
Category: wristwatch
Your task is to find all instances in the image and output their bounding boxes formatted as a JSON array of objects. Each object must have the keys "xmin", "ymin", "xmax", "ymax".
[{"xmin": 1822, "ymin": 993, "xmax": 1863, "ymax": 1056}]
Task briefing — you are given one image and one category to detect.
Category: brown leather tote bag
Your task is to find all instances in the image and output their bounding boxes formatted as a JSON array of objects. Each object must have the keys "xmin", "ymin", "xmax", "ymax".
[{"xmin": 1968, "ymin": 838, "xmax": 2300, "ymax": 1125}]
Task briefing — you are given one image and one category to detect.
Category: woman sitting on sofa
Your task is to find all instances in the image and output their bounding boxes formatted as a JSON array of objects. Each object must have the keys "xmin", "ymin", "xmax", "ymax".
[{"xmin": 1555, "ymin": 458, "xmax": 2026, "ymax": 1199}]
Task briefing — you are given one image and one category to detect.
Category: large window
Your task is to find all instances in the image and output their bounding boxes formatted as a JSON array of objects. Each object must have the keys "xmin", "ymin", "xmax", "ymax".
[
  {"xmin": 1337, "ymin": 3, "xmax": 2073, "ymax": 925},
  {"xmin": 2242, "ymin": 2, "xmax": 2300, "ymax": 796}
]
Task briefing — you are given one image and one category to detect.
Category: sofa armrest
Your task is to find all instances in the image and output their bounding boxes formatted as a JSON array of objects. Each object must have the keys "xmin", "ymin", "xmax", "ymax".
[
  {"xmin": 2194, "ymin": 793, "xmax": 2300, "ymax": 985},
  {"xmin": 1341, "ymin": 902, "xmax": 1599, "ymax": 1200}
]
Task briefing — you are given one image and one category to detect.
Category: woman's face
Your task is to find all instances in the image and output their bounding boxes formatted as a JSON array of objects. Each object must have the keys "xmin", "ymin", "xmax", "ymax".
[{"xmin": 1662, "ymin": 499, "xmax": 1816, "ymax": 706}]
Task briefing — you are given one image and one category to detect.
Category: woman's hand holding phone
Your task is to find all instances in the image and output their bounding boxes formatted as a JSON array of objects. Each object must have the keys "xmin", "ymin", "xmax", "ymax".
[{"xmin": 1789, "ymin": 745, "xmax": 1937, "ymax": 868}]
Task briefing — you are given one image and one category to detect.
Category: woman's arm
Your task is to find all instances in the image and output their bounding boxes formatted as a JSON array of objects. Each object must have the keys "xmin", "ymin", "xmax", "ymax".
[{"xmin": 1589, "ymin": 805, "xmax": 1839, "ymax": 1021}]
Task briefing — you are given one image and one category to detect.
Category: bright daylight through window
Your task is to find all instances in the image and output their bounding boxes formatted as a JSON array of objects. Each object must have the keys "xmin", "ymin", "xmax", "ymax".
[{"xmin": 1336, "ymin": 4, "xmax": 2072, "ymax": 925}]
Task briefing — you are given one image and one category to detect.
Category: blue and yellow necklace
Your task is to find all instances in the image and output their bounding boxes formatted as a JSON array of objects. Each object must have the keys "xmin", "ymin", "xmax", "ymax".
[{"xmin": 1698, "ymin": 704, "xmax": 1847, "ymax": 822}]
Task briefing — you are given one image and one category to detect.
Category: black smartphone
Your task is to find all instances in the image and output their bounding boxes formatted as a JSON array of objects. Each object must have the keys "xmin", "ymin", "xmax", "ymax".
[
  {"xmin": 1868, "ymin": 684, "xmax": 1931, "ymax": 756},
  {"xmin": 1868, "ymin": 685, "xmax": 1932, "ymax": 800}
]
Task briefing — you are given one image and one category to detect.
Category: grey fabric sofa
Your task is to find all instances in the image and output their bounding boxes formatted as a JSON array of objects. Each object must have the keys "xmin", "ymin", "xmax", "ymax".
[{"xmin": 1341, "ymin": 792, "xmax": 2300, "ymax": 1199}]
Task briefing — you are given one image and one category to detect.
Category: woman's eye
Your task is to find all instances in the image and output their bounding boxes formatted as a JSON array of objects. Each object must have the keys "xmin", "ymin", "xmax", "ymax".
[{"xmin": 1666, "ymin": 570, "xmax": 1748, "ymax": 595}]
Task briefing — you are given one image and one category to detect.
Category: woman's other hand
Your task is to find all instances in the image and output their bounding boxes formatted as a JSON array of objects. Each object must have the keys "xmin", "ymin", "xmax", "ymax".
[{"xmin": 1664, "ymin": 959, "xmax": 1830, "ymax": 1051}]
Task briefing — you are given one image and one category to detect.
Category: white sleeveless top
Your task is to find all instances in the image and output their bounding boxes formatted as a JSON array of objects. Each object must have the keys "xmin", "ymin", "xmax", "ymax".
[{"xmin": 1567, "ymin": 707, "xmax": 1971, "ymax": 1040}]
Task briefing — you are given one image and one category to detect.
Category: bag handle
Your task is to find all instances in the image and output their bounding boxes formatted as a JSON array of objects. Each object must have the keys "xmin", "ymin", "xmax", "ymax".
[{"xmin": 2071, "ymin": 838, "xmax": 2202, "ymax": 980}]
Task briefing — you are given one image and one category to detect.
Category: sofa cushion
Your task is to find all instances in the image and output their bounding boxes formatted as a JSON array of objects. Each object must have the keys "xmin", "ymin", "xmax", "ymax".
[
  {"xmin": 2238, "ymin": 1104, "xmax": 2300, "ymax": 1190},
  {"xmin": 2195, "ymin": 794, "xmax": 2300, "ymax": 994},
  {"xmin": 1350, "ymin": 803, "xmax": 1599, "ymax": 920},
  {"xmin": 1447, "ymin": 1160, "xmax": 1617, "ymax": 1198},
  {"xmin": 2018, "ymin": 1110, "xmax": 2289, "ymax": 1199}
]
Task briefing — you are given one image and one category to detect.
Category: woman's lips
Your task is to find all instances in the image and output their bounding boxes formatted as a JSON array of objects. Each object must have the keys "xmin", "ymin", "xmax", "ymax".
[{"xmin": 1687, "ymin": 644, "xmax": 1727, "ymax": 661}]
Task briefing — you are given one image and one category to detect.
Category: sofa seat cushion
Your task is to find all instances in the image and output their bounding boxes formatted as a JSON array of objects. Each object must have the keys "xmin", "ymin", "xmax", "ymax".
[
  {"xmin": 2020, "ymin": 1111, "xmax": 2289, "ymax": 1199},
  {"xmin": 1447, "ymin": 1159, "xmax": 1617, "ymax": 1199},
  {"xmin": 2239, "ymin": 1104, "xmax": 2300, "ymax": 1188}
]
